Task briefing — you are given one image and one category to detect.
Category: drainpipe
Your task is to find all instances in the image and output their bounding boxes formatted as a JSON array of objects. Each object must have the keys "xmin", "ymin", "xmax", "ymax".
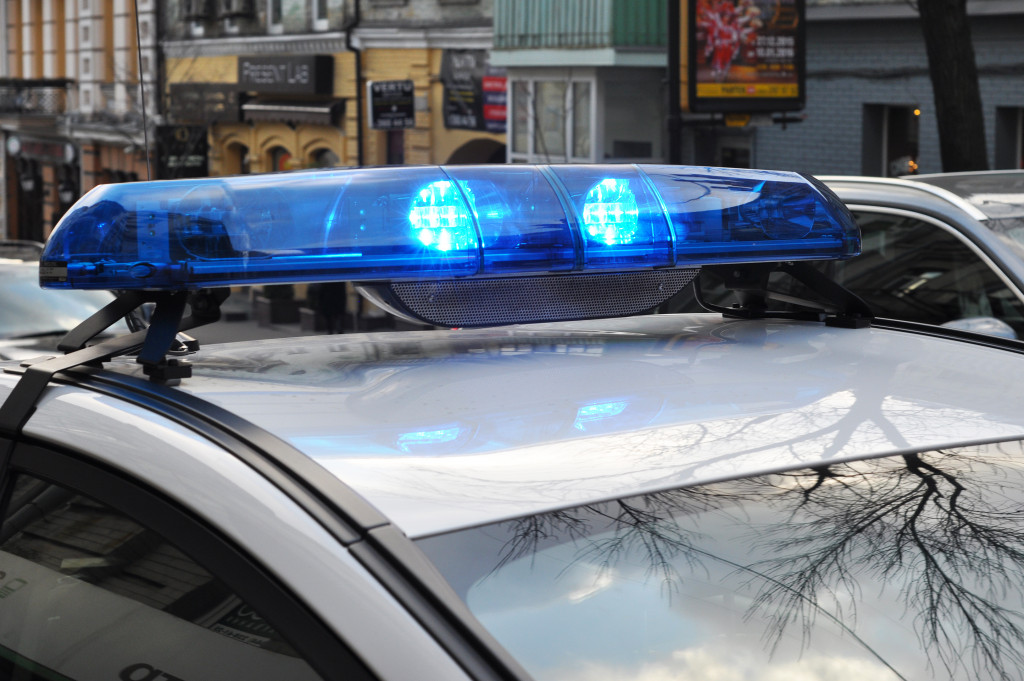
[{"xmin": 344, "ymin": 0, "xmax": 364, "ymax": 166}]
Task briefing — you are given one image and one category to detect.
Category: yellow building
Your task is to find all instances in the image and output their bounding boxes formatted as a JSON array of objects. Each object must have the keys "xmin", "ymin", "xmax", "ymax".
[
  {"xmin": 161, "ymin": 0, "xmax": 505, "ymax": 178},
  {"xmin": 1, "ymin": 0, "xmax": 158, "ymax": 241}
]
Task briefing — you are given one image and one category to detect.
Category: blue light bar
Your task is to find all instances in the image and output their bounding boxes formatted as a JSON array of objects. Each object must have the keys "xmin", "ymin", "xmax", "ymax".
[{"xmin": 40, "ymin": 164, "xmax": 860, "ymax": 291}]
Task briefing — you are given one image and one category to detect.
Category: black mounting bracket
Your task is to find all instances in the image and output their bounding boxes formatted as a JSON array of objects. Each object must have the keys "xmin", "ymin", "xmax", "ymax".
[
  {"xmin": 694, "ymin": 261, "xmax": 874, "ymax": 328},
  {"xmin": 0, "ymin": 288, "xmax": 227, "ymax": 436}
]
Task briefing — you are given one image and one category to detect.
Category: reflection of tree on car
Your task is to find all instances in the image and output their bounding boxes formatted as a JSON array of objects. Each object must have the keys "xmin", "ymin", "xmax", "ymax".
[{"xmin": 423, "ymin": 443, "xmax": 1024, "ymax": 681}]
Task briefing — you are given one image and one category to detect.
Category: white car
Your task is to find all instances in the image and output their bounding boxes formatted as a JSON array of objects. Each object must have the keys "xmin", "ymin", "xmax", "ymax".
[{"xmin": 1, "ymin": 164, "xmax": 1022, "ymax": 681}]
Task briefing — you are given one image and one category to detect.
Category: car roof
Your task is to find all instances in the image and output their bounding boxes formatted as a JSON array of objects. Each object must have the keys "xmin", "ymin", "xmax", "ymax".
[
  {"xmin": 52, "ymin": 313, "xmax": 1024, "ymax": 538},
  {"xmin": 821, "ymin": 175, "xmax": 990, "ymax": 223},
  {"xmin": 907, "ymin": 170, "xmax": 1024, "ymax": 220}
]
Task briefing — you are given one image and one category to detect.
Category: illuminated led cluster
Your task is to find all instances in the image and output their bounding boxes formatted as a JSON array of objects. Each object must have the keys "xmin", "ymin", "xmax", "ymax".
[
  {"xmin": 408, "ymin": 181, "xmax": 478, "ymax": 252},
  {"xmin": 582, "ymin": 179, "xmax": 640, "ymax": 246}
]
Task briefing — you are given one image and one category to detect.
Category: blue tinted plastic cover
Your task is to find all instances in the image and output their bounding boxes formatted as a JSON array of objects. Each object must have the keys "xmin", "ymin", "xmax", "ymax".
[{"xmin": 40, "ymin": 164, "xmax": 860, "ymax": 290}]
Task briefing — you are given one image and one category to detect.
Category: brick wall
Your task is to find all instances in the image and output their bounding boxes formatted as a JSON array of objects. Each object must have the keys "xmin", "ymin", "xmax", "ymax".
[{"xmin": 751, "ymin": 14, "xmax": 1024, "ymax": 175}]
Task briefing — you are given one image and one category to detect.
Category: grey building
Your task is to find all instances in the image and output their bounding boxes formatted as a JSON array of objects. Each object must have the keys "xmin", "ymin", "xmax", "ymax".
[{"xmin": 493, "ymin": 0, "xmax": 1024, "ymax": 175}]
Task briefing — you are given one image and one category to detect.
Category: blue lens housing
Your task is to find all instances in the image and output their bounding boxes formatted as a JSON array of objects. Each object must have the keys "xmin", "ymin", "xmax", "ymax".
[{"xmin": 40, "ymin": 164, "xmax": 861, "ymax": 290}]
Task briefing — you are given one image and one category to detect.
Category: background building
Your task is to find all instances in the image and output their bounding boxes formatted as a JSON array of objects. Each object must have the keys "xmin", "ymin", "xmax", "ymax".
[
  {"xmin": 1, "ymin": 0, "xmax": 157, "ymax": 241},
  {"xmin": 161, "ymin": 0, "xmax": 504, "ymax": 177},
  {"xmin": 492, "ymin": 0, "xmax": 1024, "ymax": 175},
  {"xmin": 740, "ymin": 0, "xmax": 1024, "ymax": 175},
  {"xmin": 492, "ymin": 0, "xmax": 667, "ymax": 164}
]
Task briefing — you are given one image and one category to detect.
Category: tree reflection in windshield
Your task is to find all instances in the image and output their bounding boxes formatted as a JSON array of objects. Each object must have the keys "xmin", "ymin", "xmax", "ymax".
[
  {"xmin": 418, "ymin": 442, "xmax": 1024, "ymax": 681},
  {"xmin": 747, "ymin": 447, "xmax": 1024, "ymax": 681}
]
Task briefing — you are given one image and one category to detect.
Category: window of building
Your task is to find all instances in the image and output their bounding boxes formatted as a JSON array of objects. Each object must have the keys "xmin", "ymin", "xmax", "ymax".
[
  {"xmin": 534, "ymin": 81, "xmax": 567, "ymax": 158},
  {"xmin": 862, "ymin": 104, "xmax": 921, "ymax": 177},
  {"xmin": 508, "ymin": 77, "xmax": 594, "ymax": 164},
  {"xmin": 511, "ymin": 81, "xmax": 530, "ymax": 155},
  {"xmin": 313, "ymin": 0, "xmax": 329, "ymax": 31},
  {"xmin": 571, "ymin": 82, "xmax": 591, "ymax": 159},
  {"xmin": 269, "ymin": 0, "xmax": 284, "ymax": 34}
]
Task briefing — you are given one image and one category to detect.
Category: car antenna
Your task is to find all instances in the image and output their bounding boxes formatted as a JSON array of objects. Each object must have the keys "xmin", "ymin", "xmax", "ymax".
[{"xmin": 134, "ymin": 0, "xmax": 152, "ymax": 181}]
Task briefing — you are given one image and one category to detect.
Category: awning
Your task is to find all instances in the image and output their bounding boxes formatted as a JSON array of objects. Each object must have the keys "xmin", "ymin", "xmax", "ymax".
[{"xmin": 241, "ymin": 99, "xmax": 344, "ymax": 126}]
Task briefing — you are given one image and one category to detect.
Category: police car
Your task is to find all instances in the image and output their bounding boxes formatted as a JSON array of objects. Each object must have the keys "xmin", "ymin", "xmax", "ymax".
[{"xmin": 1, "ymin": 164, "xmax": 1023, "ymax": 681}]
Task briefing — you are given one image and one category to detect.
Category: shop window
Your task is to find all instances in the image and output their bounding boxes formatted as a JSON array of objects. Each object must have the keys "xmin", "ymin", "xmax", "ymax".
[
  {"xmin": 717, "ymin": 134, "xmax": 753, "ymax": 169},
  {"xmin": 602, "ymin": 75, "xmax": 663, "ymax": 162},
  {"xmin": 311, "ymin": 148, "xmax": 339, "ymax": 168},
  {"xmin": 509, "ymin": 77, "xmax": 594, "ymax": 164},
  {"xmin": 862, "ymin": 104, "xmax": 920, "ymax": 177},
  {"xmin": 270, "ymin": 146, "xmax": 293, "ymax": 172}
]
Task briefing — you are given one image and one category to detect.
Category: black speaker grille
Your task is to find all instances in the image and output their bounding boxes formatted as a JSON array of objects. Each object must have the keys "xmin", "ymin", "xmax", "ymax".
[{"xmin": 388, "ymin": 269, "xmax": 698, "ymax": 327}]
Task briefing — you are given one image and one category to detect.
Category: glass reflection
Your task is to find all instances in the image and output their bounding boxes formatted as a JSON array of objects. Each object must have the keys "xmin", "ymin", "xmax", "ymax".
[{"xmin": 418, "ymin": 441, "xmax": 1024, "ymax": 681}]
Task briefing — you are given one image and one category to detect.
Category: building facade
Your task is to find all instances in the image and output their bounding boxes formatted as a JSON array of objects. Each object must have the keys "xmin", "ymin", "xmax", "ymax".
[
  {"xmin": 492, "ymin": 0, "xmax": 1024, "ymax": 175},
  {"xmin": 492, "ymin": 0, "xmax": 668, "ymax": 164},
  {"xmin": 1, "ymin": 0, "xmax": 158, "ymax": 241},
  {"xmin": 751, "ymin": 0, "xmax": 1024, "ymax": 176},
  {"xmin": 161, "ymin": 0, "xmax": 505, "ymax": 178}
]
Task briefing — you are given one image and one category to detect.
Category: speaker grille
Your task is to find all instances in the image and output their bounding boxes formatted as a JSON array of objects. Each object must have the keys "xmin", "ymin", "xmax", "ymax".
[{"xmin": 387, "ymin": 270, "xmax": 698, "ymax": 327}]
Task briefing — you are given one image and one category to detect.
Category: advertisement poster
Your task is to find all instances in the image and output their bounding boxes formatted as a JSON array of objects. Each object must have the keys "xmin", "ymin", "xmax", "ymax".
[
  {"xmin": 687, "ymin": 0, "xmax": 805, "ymax": 113},
  {"xmin": 442, "ymin": 50, "xmax": 507, "ymax": 133},
  {"xmin": 156, "ymin": 125, "xmax": 209, "ymax": 179}
]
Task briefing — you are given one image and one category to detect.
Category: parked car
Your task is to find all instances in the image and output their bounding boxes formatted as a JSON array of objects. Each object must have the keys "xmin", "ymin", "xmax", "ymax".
[
  {"xmin": 0, "ymin": 256, "xmax": 125, "ymax": 360},
  {"xmin": 669, "ymin": 171, "xmax": 1024, "ymax": 339},
  {"xmin": 824, "ymin": 171, "xmax": 1024, "ymax": 338},
  {"xmin": 3, "ymin": 164, "xmax": 1024, "ymax": 681}
]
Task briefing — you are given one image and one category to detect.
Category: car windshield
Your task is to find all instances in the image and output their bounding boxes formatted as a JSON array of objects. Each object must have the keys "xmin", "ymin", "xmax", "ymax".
[
  {"xmin": 910, "ymin": 174, "xmax": 1024, "ymax": 220},
  {"xmin": 418, "ymin": 441, "xmax": 1024, "ymax": 681},
  {"xmin": 0, "ymin": 263, "xmax": 120, "ymax": 339},
  {"xmin": 984, "ymin": 217, "xmax": 1024, "ymax": 261}
]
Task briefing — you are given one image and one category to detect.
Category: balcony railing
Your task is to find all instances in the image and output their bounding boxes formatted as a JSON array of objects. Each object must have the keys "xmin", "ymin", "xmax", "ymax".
[
  {"xmin": 494, "ymin": 0, "xmax": 667, "ymax": 50},
  {"xmin": 0, "ymin": 78, "xmax": 73, "ymax": 116}
]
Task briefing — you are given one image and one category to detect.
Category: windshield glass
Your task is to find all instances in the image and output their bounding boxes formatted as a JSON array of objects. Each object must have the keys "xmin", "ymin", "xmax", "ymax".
[
  {"xmin": 0, "ymin": 263, "xmax": 120, "ymax": 339},
  {"xmin": 418, "ymin": 442, "xmax": 1024, "ymax": 681},
  {"xmin": 985, "ymin": 217, "xmax": 1024, "ymax": 261}
]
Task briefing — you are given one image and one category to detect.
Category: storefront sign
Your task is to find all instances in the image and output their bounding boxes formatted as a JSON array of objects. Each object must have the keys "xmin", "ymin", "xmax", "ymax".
[
  {"xmin": 685, "ymin": 0, "xmax": 805, "ymax": 113},
  {"xmin": 156, "ymin": 126, "xmax": 209, "ymax": 180},
  {"xmin": 367, "ymin": 80, "xmax": 415, "ymax": 130},
  {"xmin": 441, "ymin": 50, "xmax": 507, "ymax": 133},
  {"xmin": 12, "ymin": 137, "xmax": 75, "ymax": 164},
  {"xmin": 168, "ymin": 84, "xmax": 241, "ymax": 123},
  {"xmin": 238, "ymin": 55, "xmax": 334, "ymax": 95}
]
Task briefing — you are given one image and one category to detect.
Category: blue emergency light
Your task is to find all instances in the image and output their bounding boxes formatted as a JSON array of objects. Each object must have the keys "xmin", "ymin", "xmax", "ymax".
[{"xmin": 40, "ymin": 164, "xmax": 859, "ymax": 292}]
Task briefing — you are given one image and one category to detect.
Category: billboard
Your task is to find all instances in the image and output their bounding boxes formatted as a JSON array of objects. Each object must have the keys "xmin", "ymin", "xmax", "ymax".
[{"xmin": 686, "ymin": 0, "xmax": 805, "ymax": 113}]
